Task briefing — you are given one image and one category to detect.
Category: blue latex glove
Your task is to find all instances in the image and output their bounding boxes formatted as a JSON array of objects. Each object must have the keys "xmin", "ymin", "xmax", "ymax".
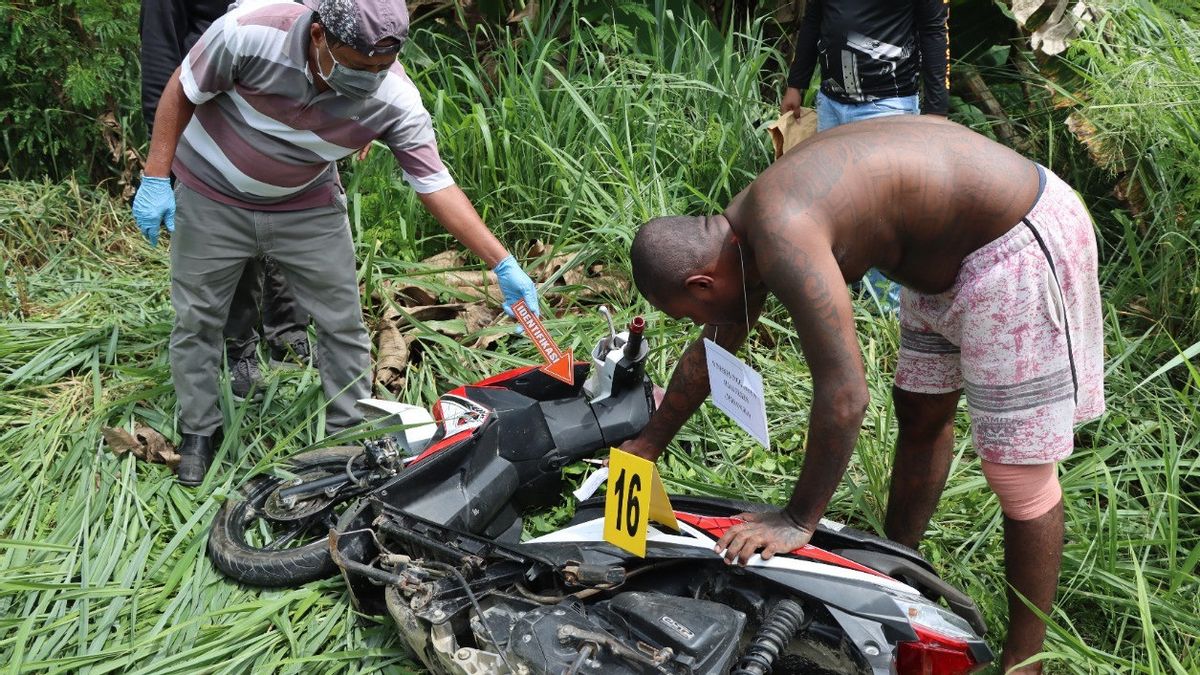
[
  {"xmin": 493, "ymin": 255, "xmax": 539, "ymax": 320},
  {"xmin": 131, "ymin": 175, "xmax": 176, "ymax": 247}
]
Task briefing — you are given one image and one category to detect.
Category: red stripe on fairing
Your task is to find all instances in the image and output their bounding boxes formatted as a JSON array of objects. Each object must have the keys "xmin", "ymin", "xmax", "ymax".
[
  {"xmin": 408, "ymin": 429, "xmax": 474, "ymax": 465},
  {"xmin": 674, "ymin": 512, "xmax": 891, "ymax": 579},
  {"xmin": 472, "ymin": 366, "xmax": 538, "ymax": 388},
  {"xmin": 436, "ymin": 384, "xmax": 512, "ymax": 413},
  {"xmin": 446, "ymin": 362, "xmax": 589, "ymax": 396}
]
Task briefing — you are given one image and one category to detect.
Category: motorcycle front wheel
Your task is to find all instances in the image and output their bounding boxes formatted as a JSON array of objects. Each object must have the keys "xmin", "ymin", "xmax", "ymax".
[{"xmin": 207, "ymin": 446, "xmax": 371, "ymax": 587}]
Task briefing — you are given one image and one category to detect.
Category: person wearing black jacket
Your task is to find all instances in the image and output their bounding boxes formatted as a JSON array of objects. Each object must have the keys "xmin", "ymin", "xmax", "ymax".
[
  {"xmin": 139, "ymin": 0, "xmax": 315, "ymax": 401},
  {"xmin": 781, "ymin": 0, "xmax": 949, "ymax": 313},
  {"xmin": 782, "ymin": 0, "xmax": 950, "ymax": 125}
]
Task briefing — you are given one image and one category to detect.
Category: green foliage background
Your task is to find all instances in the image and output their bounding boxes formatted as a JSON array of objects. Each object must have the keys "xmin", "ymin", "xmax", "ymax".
[{"xmin": 0, "ymin": 0, "xmax": 142, "ymax": 182}]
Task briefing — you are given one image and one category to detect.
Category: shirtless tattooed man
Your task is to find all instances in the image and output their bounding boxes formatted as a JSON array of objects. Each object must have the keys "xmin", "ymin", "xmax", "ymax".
[{"xmin": 623, "ymin": 116, "xmax": 1105, "ymax": 673}]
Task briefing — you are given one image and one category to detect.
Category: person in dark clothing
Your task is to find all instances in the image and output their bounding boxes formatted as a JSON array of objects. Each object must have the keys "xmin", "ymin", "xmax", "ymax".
[
  {"xmin": 139, "ymin": 0, "xmax": 314, "ymax": 401},
  {"xmin": 781, "ymin": 0, "xmax": 950, "ymax": 313},
  {"xmin": 782, "ymin": 0, "xmax": 950, "ymax": 125}
]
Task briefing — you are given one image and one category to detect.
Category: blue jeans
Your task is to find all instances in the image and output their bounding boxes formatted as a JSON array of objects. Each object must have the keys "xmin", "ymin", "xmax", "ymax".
[
  {"xmin": 815, "ymin": 91, "xmax": 919, "ymax": 313},
  {"xmin": 816, "ymin": 91, "xmax": 920, "ymax": 132}
]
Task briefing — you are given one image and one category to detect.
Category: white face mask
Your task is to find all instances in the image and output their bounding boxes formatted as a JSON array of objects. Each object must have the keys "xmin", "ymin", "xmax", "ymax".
[{"xmin": 318, "ymin": 38, "xmax": 388, "ymax": 100}]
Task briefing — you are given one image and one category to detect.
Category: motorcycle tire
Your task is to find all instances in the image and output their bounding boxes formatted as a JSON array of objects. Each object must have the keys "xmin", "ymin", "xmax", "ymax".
[{"xmin": 208, "ymin": 446, "xmax": 371, "ymax": 587}]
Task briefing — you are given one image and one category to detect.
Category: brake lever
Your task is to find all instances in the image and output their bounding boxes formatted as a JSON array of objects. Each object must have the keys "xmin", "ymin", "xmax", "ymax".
[{"xmin": 598, "ymin": 305, "xmax": 618, "ymax": 351}]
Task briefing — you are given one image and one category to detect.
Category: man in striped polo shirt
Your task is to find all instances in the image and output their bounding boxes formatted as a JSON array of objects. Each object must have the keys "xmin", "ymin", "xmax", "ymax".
[{"xmin": 131, "ymin": 0, "xmax": 540, "ymax": 486}]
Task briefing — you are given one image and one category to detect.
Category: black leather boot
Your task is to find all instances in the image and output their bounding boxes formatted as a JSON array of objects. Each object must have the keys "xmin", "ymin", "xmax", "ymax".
[{"xmin": 176, "ymin": 430, "xmax": 222, "ymax": 487}]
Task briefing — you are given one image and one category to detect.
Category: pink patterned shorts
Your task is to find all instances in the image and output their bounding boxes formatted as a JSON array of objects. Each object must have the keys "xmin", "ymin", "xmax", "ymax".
[{"xmin": 895, "ymin": 166, "xmax": 1106, "ymax": 465}]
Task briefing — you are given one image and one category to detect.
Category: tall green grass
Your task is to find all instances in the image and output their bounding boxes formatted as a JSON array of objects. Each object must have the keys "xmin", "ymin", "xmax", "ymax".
[
  {"xmin": 1049, "ymin": 1, "xmax": 1200, "ymax": 357},
  {"xmin": 1, "ymin": 1, "xmax": 1197, "ymax": 672},
  {"xmin": 353, "ymin": 0, "xmax": 773, "ymax": 267}
]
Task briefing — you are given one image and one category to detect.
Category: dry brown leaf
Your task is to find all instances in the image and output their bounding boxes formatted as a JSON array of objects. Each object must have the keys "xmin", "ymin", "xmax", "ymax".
[
  {"xmin": 1031, "ymin": 3, "xmax": 1090, "ymax": 55},
  {"xmin": 403, "ymin": 304, "xmax": 467, "ymax": 325},
  {"xmin": 396, "ymin": 284, "xmax": 439, "ymax": 306},
  {"xmin": 103, "ymin": 426, "xmax": 181, "ymax": 468},
  {"xmin": 507, "ymin": 0, "xmax": 538, "ymax": 23},
  {"xmin": 454, "ymin": 284, "xmax": 504, "ymax": 305},
  {"xmin": 421, "ymin": 250, "xmax": 467, "ymax": 269},
  {"xmin": 472, "ymin": 329, "xmax": 508, "ymax": 351},
  {"xmin": 1012, "ymin": 0, "xmax": 1094, "ymax": 55},
  {"xmin": 774, "ymin": 0, "xmax": 804, "ymax": 24},
  {"xmin": 443, "ymin": 271, "xmax": 503, "ymax": 303},
  {"xmin": 103, "ymin": 427, "xmax": 140, "ymax": 456},
  {"xmin": 1012, "ymin": 0, "xmax": 1047, "ymax": 25},
  {"xmin": 381, "ymin": 302, "xmax": 403, "ymax": 325},
  {"xmin": 547, "ymin": 254, "xmax": 585, "ymax": 286},
  {"xmin": 463, "ymin": 302, "xmax": 501, "ymax": 335},
  {"xmin": 581, "ymin": 274, "xmax": 630, "ymax": 298},
  {"xmin": 375, "ymin": 322, "xmax": 410, "ymax": 390},
  {"xmin": 1066, "ymin": 112, "xmax": 1124, "ymax": 172},
  {"xmin": 1113, "ymin": 175, "xmax": 1148, "ymax": 220},
  {"xmin": 100, "ymin": 111, "xmax": 143, "ymax": 202},
  {"xmin": 525, "ymin": 241, "xmax": 586, "ymax": 287}
]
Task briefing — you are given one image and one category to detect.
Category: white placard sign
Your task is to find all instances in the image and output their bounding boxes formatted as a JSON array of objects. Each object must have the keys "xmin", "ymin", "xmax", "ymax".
[
  {"xmin": 572, "ymin": 466, "xmax": 609, "ymax": 501},
  {"xmin": 703, "ymin": 338, "xmax": 770, "ymax": 449}
]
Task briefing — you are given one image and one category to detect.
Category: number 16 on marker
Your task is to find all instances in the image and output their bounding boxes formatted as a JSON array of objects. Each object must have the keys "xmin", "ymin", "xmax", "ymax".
[{"xmin": 603, "ymin": 448, "xmax": 679, "ymax": 557}]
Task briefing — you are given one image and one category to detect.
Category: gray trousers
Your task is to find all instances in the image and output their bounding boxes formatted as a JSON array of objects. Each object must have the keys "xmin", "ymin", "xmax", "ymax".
[
  {"xmin": 224, "ymin": 255, "xmax": 309, "ymax": 360},
  {"xmin": 169, "ymin": 185, "xmax": 370, "ymax": 436}
]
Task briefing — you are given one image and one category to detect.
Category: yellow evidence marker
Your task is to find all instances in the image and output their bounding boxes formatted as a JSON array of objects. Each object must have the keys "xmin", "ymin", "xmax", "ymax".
[{"xmin": 603, "ymin": 448, "xmax": 680, "ymax": 557}]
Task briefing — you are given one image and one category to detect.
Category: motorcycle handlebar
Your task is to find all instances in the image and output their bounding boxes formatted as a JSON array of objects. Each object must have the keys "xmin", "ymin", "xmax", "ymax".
[{"xmin": 622, "ymin": 316, "xmax": 645, "ymax": 361}]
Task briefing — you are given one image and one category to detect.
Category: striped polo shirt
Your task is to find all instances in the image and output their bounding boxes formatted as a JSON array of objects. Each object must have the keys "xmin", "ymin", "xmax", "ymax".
[{"xmin": 174, "ymin": 1, "xmax": 452, "ymax": 211}]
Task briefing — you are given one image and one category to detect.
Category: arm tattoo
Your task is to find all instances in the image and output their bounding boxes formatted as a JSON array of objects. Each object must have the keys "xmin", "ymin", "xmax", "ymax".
[{"xmin": 751, "ymin": 208, "xmax": 868, "ymax": 531}]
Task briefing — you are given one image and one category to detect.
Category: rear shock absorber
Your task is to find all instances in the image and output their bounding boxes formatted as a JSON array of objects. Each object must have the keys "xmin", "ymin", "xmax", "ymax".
[{"xmin": 731, "ymin": 598, "xmax": 807, "ymax": 675}]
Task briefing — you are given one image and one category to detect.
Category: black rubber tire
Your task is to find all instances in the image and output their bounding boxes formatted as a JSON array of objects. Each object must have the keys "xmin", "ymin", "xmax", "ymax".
[{"xmin": 207, "ymin": 446, "xmax": 370, "ymax": 587}]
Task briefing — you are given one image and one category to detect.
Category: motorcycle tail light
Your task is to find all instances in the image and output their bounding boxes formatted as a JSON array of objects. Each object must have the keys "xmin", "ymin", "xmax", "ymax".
[{"xmin": 895, "ymin": 626, "xmax": 980, "ymax": 675}]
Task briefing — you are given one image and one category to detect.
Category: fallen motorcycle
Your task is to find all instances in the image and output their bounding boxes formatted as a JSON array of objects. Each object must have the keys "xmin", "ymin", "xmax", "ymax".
[
  {"xmin": 208, "ymin": 308, "xmax": 993, "ymax": 674},
  {"xmin": 208, "ymin": 307, "xmax": 656, "ymax": 587}
]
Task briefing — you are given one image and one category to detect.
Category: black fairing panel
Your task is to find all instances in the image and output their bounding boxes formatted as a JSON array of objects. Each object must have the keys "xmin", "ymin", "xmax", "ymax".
[
  {"xmin": 462, "ymin": 386, "xmax": 556, "ymax": 464},
  {"xmin": 608, "ymin": 592, "xmax": 745, "ymax": 672},
  {"xmin": 593, "ymin": 380, "xmax": 655, "ymax": 446},
  {"xmin": 538, "ymin": 396, "xmax": 605, "ymax": 459},
  {"xmin": 504, "ymin": 593, "xmax": 744, "ymax": 675},
  {"xmin": 748, "ymin": 566, "xmax": 920, "ymax": 644},
  {"xmin": 507, "ymin": 604, "xmax": 642, "ymax": 675},
  {"xmin": 482, "ymin": 363, "xmax": 590, "ymax": 399},
  {"xmin": 376, "ymin": 421, "xmax": 519, "ymax": 533}
]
